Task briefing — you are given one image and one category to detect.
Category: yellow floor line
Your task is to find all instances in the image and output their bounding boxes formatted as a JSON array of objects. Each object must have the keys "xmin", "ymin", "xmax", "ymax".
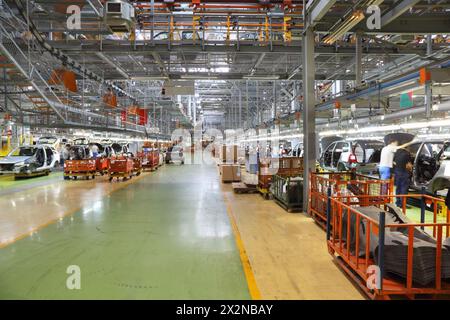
[
  {"xmin": 0, "ymin": 171, "xmax": 152, "ymax": 249},
  {"xmin": 223, "ymin": 192, "xmax": 262, "ymax": 300}
]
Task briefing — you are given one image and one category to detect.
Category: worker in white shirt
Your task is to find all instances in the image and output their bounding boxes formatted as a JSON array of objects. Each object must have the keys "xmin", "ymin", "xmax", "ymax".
[
  {"xmin": 379, "ymin": 139, "xmax": 415, "ymax": 180},
  {"xmin": 90, "ymin": 143, "xmax": 99, "ymax": 159}
]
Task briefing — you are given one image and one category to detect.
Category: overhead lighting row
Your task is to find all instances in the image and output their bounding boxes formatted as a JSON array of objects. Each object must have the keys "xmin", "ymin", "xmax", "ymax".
[{"xmin": 319, "ymin": 118, "xmax": 450, "ymax": 137}]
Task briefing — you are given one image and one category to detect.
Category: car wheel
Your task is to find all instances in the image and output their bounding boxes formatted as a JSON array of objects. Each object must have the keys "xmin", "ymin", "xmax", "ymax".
[
  {"xmin": 54, "ymin": 161, "xmax": 59, "ymax": 168},
  {"xmin": 337, "ymin": 164, "xmax": 346, "ymax": 172}
]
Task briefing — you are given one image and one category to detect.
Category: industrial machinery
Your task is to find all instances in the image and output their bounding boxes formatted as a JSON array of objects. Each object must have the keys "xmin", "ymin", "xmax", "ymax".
[
  {"xmin": 104, "ymin": 0, "xmax": 135, "ymax": 33},
  {"xmin": 0, "ymin": 134, "xmax": 11, "ymax": 158}
]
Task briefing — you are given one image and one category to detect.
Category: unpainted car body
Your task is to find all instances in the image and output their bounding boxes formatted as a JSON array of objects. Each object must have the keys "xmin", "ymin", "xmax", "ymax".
[
  {"xmin": 289, "ymin": 143, "xmax": 303, "ymax": 157},
  {"xmin": 0, "ymin": 145, "xmax": 60, "ymax": 177},
  {"xmin": 111, "ymin": 142, "xmax": 129, "ymax": 156},
  {"xmin": 405, "ymin": 140, "xmax": 450, "ymax": 193},
  {"xmin": 165, "ymin": 145, "xmax": 185, "ymax": 165},
  {"xmin": 319, "ymin": 139, "xmax": 384, "ymax": 175}
]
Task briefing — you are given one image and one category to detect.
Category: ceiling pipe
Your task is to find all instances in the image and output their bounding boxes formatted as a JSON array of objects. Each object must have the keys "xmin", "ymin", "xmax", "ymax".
[{"xmin": 316, "ymin": 100, "xmax": 450, "ymax": 130}]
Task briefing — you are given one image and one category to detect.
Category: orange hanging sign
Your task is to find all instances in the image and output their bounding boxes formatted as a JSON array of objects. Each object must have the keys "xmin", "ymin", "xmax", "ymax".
[
  {"xmin": 334, "ymin": 101, "xmax": 341, "ymax": 109},
  {"xmin": 49, "ymin": 68, "xmax": 78, "ymax": 93},
  {"xmin": 103, "ymin": 91, "xmax": 117, "ymax": 108},
  {"xmin": 419, "ymin": 68, "xmax": 431, "ymax": 85}
]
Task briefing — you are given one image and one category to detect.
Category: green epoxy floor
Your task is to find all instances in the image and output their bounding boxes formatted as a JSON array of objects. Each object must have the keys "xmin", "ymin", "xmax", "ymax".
[
  {"xmin": 0, "ymin": 165, "xmax": 251, "ymax": 299},
  {"xmin": 0, "ymin": 172, "xmax": 63, "ymax": 194}
]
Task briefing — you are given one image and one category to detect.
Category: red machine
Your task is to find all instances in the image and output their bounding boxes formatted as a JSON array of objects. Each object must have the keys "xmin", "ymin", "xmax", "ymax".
[
  {"xmin": 64, "ymin": 159, "xmax": 97, "ymax": 180},
  {"xmin": 108, "ymin": 156, "xmax": 134, "ymax": 181}
]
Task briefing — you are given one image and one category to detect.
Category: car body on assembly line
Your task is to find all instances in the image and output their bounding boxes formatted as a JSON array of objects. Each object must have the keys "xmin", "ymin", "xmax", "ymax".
[
  {"xmin": 319, "ymin": 139, "xmax": 384, "ymax": 175},
  {"xmin": 0, "ymin": 145, "xmax": 60, "ymax": 178},
  {"xmin": 405, "ymin": 140, "xmax": 450, "ymax": 193},
  {"xmin": 165, "ymin": 145, "xmax": 185, "ymax": 165}
]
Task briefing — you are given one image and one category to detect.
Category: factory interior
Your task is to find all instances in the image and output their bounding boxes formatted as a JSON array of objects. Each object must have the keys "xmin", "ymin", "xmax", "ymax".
[{"xmin": 0, "ymin": 0, "xmax": 450, "ymax": 304}]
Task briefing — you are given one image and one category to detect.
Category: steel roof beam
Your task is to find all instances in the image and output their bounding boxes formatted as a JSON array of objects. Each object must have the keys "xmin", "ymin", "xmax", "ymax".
[
  {"xmin": 316, "ymin": 14, "xmax": 450, "ymax": 34},
  {"xmin": 381, "ymin": 0, "xmax": 422, "ymax": 27},
  {"xmin": 95, "ymin": 53, "xmax": 130, "ymax": 79},
  {"xmin": 46, "ymin": 41, "xmax": 433, "ymax": 55},
  {"xmin": 306, "ymin": 0, "xmax": 337, "ymax": 27}
]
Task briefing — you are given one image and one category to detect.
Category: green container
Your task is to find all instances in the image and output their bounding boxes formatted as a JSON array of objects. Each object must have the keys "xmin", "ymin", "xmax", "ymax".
[{"xmin": 271, "ymin": 175, "xmax": 303, "ymax": 212}]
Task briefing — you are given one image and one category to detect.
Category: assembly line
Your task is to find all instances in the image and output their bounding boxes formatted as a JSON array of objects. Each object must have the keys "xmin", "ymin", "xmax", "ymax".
[{"xmin": 0, "ymin": 0, "xmax": 450, "ymax": 305}]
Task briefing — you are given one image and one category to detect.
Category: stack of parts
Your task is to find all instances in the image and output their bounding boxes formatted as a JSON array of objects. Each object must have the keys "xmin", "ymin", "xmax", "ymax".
[{"xmin": 341, "ymin": 205, "xmax": 450, "ymax": 286}]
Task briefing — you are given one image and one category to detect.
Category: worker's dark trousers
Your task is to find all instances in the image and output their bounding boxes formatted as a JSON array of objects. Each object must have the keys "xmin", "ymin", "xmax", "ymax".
[{"xmin": 394, "ymin": 170, "xmax": 410, "ymax": 207}]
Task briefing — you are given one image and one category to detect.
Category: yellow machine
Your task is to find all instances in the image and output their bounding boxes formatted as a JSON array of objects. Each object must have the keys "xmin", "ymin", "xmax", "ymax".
[
  {"xmin": 0, "ymin": 135, "xmax": 11, "ymax": 157},
  {"xmin": 0, "ymin": 127, "xmax": 33, "ymax": 157}
]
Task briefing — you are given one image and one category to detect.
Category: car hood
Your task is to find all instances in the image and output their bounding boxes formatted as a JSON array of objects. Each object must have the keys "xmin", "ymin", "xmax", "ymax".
[
  {"xmin": 384, "ymin": 133, "xmax": 415, "ymax": 145},
  {"xmin": 0, "ymin": 156, "xmax": 32, "ymax": 164}
]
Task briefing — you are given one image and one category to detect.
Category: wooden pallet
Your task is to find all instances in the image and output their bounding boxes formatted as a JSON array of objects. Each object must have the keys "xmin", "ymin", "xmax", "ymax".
[
  {"xmin": 232, "ymin": 182, "xmax": 258, "ymax": 194},
  {"xmin": 222, "ymin": 180, "xmax": 241, "ymax": 184}
]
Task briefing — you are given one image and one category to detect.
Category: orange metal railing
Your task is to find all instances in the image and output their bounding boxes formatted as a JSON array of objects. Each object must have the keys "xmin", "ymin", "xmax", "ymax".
[
  {"xmin": 309, "ymin": 172, "xmax": 393, "ymax": 229},
  {"xmin": 328, "ymin": 194, "xmax": 450, "ymax": 299}
]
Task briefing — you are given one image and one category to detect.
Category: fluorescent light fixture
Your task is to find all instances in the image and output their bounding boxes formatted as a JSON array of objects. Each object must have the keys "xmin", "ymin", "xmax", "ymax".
[
  {"xmin": 243, "ymin": 75, "xmax": 280, "ymax": 80},
  {"xmin": 131, "ymin": 76, "xmax": 168, "ymax": 80},
  {"xmin": 181, "ymin": 75, "xmax": 219, "ymax": 80},
  {"xmin": 320, "ymin": 118, "xmax": 450, "ymax": 137},
  {"xmin": 323, "ymin": 10, "xmax": 365, "ymax": 45}
]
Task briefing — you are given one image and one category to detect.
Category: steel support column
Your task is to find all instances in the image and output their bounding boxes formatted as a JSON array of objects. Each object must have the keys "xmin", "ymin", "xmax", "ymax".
[
  {"xmin": 425, "ymin": 33, "xmax": 432, "ymax": 119},
  {"xmin": 302, "ymin": 27, "xmax": 316, "ymax": 213},
  {"xmin": 355, "ymin": 33, "xmax": 363, "ymax": 87}
]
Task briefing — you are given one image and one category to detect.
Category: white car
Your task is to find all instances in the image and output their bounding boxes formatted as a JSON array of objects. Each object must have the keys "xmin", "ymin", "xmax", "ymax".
[{"xmin": 0, "ymin": 145, "xmax": 60, "ymax": 178}]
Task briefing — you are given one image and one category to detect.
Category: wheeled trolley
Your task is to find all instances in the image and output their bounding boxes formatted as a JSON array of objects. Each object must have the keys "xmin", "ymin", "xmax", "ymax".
[
  {"xmin": 327, "ymin": 193, "xmax": 450, "ymax": 300},
  {"xmin": 95, "ymin": 157, "xmax": 110, "ymax": 176},
  {"xmin": 108, "ymin": 158, "xmax": 134, "ymax": 182},
  {"xmin": 132, "ymin": 157, "xmax": 142, "ymax": 176},
  {"xmin": 64, "ymin": 159, "xmax": 97, "ymax": 180},
  {"xmin": 309, "ymin": 171, "xmax": 393, "ymax": 229}
]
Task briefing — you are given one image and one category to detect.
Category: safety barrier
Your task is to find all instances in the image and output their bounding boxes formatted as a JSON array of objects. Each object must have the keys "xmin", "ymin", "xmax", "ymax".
[
  {"xmin": 309, "ymin": 171, "xmax": 393, "ymax": 229},
  {"xmin": 328, "ymin": 194, "xmax": 450, "ymax": 300}
]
